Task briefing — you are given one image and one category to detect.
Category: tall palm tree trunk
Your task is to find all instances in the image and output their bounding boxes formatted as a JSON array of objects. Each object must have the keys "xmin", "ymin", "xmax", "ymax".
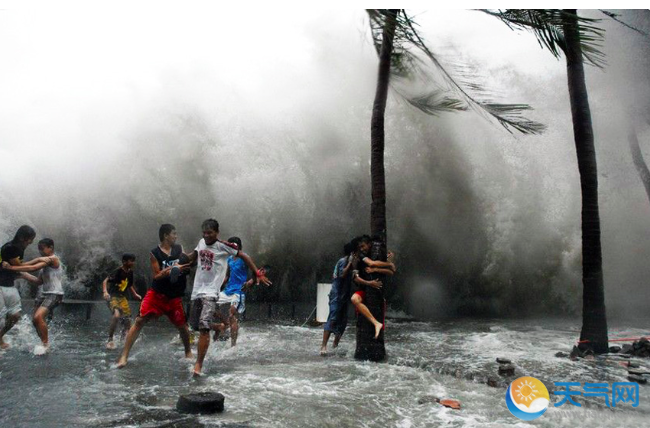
[
  {"xmin": 355, "ymin": 9, "xmax": 398, "ymax": 362},
  {"xmin": 370, "ymin": 9, "xmax": 398, "ymax": 241},
  {"xmin": 628, "ymin": 128, "xmax": 650, "ymax": 205},
  {"xmin": 563, "ymin": 9, "xmax": 608, "ymax": 353}
]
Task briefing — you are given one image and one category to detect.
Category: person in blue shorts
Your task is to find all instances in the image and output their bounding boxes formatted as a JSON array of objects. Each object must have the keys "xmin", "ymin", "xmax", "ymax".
[
  {"xmin": 320, "ymin": 241, "xmax": 355, "ymax": 355},
  {"xmin": 215, "ymin": 237, "xmax": 271, "ymax": 347}
]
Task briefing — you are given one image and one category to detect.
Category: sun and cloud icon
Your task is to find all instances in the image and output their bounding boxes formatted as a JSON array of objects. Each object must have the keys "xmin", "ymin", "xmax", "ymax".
[{"xmin": 505, "ymin": 376, "xmax": 550, "ymax": 420}]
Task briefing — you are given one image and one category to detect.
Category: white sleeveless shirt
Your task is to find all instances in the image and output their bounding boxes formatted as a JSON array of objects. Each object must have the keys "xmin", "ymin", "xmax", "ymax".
[{"xmin": 39, "ymin": 258, "xmax": 64, "ymax": 295}]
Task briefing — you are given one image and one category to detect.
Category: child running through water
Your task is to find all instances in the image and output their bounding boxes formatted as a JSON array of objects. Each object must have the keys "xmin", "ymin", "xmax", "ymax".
[
  {"xmin": 350, "ymin": 235, "xmax": 396, "ymax": 339},
  {"xmin": 117, "ymin": 224, "xmax": 193, "ymax": 368},
  {"xmin": 103, "ymin": 253, "xmax": 141, "ymax": 349},
  {"xmin": 187, "ymin": 219, "xmax": 271, "ymax": 376},
  {"xmin": 215, "ymin": 237, "xmax": 272, "ymax": 347},
  {"xmin": 2, "ymin": 238, "xmax": 62, "ymax": 353}
]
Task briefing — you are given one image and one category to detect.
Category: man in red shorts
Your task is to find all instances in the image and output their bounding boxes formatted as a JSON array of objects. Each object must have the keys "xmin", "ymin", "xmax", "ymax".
[{"xmin": 117, "ymin": 224, "xmax": 193, "ymax": 368}]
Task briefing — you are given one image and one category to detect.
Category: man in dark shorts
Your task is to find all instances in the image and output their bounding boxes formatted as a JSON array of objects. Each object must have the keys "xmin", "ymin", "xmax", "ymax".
[
  {"xmin": 103, "ymin": 253, "xmax": 142, "ymax": 349},
  {"xmin": 117, "ymin": 224, "xmax": 193, "ymax": 368},
  {"xmin": 0, "ymin": 225, "xmax": 37, "ymax": 349},
  {"xmin": 186, "ymin": 219, "xmax": 270, "ymax": 376}
]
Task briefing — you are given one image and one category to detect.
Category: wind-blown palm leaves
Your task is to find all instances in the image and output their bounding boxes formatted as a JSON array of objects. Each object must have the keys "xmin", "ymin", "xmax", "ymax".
[
  {"xmin": 482, "ymin": 9, "xmax": 606, "ymax": 68},
  {"xmin": 366, "ymin": 9, "xmax": 546, "ymax": 135}
]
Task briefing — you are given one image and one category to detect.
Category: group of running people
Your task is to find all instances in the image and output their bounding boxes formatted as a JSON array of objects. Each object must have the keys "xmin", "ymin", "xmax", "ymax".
[
  {"xmin": 0, "ymin": 220, "xmax": 271, "ymax": 376},
  {"xmin": 0, "ymin": 222, "xmax": 396, "ymax": 373}
]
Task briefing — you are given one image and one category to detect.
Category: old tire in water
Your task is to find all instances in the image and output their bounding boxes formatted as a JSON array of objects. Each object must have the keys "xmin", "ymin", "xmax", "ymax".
[{"xmin": 176, "ymin": 392, "xmax": 225, "ymax": 414}]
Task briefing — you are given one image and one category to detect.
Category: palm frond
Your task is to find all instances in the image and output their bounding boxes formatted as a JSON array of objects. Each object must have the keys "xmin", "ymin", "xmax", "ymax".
[
  {"xmin": 482, "ymin": 9, "xmax": 607, "ymax": 68},
  {"xmin": 404, "ymin": 90, "xmax": 467, "ymax": 116},
  {"xmin": 366, "ymin": 9, "xmax": 546, "ymax": 135}
]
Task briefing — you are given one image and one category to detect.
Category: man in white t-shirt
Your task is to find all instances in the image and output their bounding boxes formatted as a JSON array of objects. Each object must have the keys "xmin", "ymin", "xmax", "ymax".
[{"xmin": 186, "ymin": 218, "xmax": 270, "ymax": 376}]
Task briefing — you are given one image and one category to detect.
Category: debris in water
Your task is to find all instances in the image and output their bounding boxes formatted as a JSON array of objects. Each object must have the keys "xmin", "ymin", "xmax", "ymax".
[
  {"xmin": 417, "ymin": 396, "xmax": 461, "ymax": 410},
  {"xmin": 176, "ymin": 392, "xmax": 225, "ymax": 414}
]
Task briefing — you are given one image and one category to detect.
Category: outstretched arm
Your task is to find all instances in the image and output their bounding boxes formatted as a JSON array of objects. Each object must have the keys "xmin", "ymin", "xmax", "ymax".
[
  {"xmin": 22, "ymin": 256, "xmax": 52, "ymax": 266},
  {"xmin": 184, "ymin": 250, "xmax": 198, "ymax": 267},
  {"xmin": 1, "ymin": 260, "xmax": 49, "ymax": 272},
  {"xmin": 20, "ymin": 272, "xmax": 43, "ymax": 285},
  {"xmin": 238, "ymin": 252, "xmax": 272, "ymax": 286},
  {"xmin": 362, "ymin": 257, "xmax": 395, "ymax": 272},
  {"xmin": 366, "ymin": 267, "xmax": 395, "ymax": 276}
]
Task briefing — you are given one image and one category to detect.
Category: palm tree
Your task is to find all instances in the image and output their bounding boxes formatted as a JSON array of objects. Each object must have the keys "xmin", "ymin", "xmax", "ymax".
[
  {"xmin": 485, "ymin": 9, "xmax": 609, "ymax": 353},
  {"xmin": 369, "ymin": 9, "xmax": 399, "ymax": 241},
  {"xmin": 365, "ymin": 9, "xmax": 545, "ymax": 242},
  {"xmin": 355, "ymin": 10, "xmax": 544, "ymax": 361}
]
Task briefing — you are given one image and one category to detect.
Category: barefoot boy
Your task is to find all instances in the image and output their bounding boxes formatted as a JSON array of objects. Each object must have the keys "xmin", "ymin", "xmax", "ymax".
[
  {"xmin": 187, "ymin": 219, "xmax": 270, "ymax": 376},
  {"xmin": 3, "ymin": 238, "xmax": 62, "ymax": 352},
  {"xmin": 103, "ymin": 253, "xmax": 141, "ymax": 349},
  {"xmin": 350, "ymin": 235, "xmax": 395, "ymax": 339},
  {"xmin": 117, "ymin": 224, "xmax": 193, "ymax": 368}
]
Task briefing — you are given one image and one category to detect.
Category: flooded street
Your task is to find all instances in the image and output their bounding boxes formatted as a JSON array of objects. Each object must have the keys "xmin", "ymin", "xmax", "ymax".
[{"xmin": 2, "ymin": 307, "xmax": 649, "ymax": 427}]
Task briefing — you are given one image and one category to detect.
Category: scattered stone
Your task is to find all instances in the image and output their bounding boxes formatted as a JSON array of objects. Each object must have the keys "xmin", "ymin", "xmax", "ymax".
[
  {"xmin": 628, "ymin": 362, "xmax": 640, "ymax": 368},
  {"xmin": 498, "ymin": 364, "xmax": 515, "ymax": 377},
  {"xmin": 418, "ymin": 396, "xmax": 438, "ymax": 405},
  {"xmin": 570, "ymin": 346, "xmax": 582, "ymax": 359},
  {"xmin": 617, "ymin": 340, "xmax": 650, "ymax": 358},
  {"xmin": 555, "ymin": 352, "xmax": 569, "ymax": 358},
  {"xmin": 496, "ymin": 358, "xmax": 511, "ymax": 365},
  {"xmin": 609, "ymin": 346, "xmax": 621, "ymax": 353},
  {"xmin": 621, "ymin": 344, "xmax": 634, "ymax": 355},
  {"xmin": 628, "ymin": 368, "xmax": 649, "ymax": 376},
  {"xmin": 487, "ymin": 377, "xmax": 500, "ymax": 388},
  {"xmin": 176, "ymin": 392, "xmax": 225, "ymax": 414},
  {"xmin": 627, "ymin": 375, "xmax": 647, "ymax": 385}
]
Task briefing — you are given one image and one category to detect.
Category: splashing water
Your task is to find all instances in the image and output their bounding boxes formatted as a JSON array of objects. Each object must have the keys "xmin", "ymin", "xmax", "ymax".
[{"xmin": 1, "ymin": 307, "xmax": 650, "ymax": 427}]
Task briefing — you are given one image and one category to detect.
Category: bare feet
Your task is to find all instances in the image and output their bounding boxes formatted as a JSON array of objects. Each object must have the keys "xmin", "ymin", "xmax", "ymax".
[
  {"xmin": 193, "ymin": 363, "xmax": 203, "ymax": 377},
  {"xmin": 185, "ymin": 351, "xmax": 194, "ymax": 360},
  {"xmin": 374, "ymin": 323, "xmax": 383, "ymax": 339},
  {"xmin": 320, "ymin": 346, "xmax": 328, "ymax": 356},
  {"xmin": 106, "ymin": 340, "xmax": 116, "ymax": 350},
  {"xmin": 0, "ymin": 342, "xmax": 10, "ymax": 350},
  {"xmin": 34, "ymin": 344, "xmax": 49, "ymax": 356},
  {"xmin": 116, "ymin": 357, "xmax": 127, "ymax": 369}
]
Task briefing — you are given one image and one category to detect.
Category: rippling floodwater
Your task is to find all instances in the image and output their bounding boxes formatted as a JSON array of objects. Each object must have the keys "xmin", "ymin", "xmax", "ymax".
[{"xmin": 1, "ymin": 305, "xmax": 650, "ymax": 427}]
